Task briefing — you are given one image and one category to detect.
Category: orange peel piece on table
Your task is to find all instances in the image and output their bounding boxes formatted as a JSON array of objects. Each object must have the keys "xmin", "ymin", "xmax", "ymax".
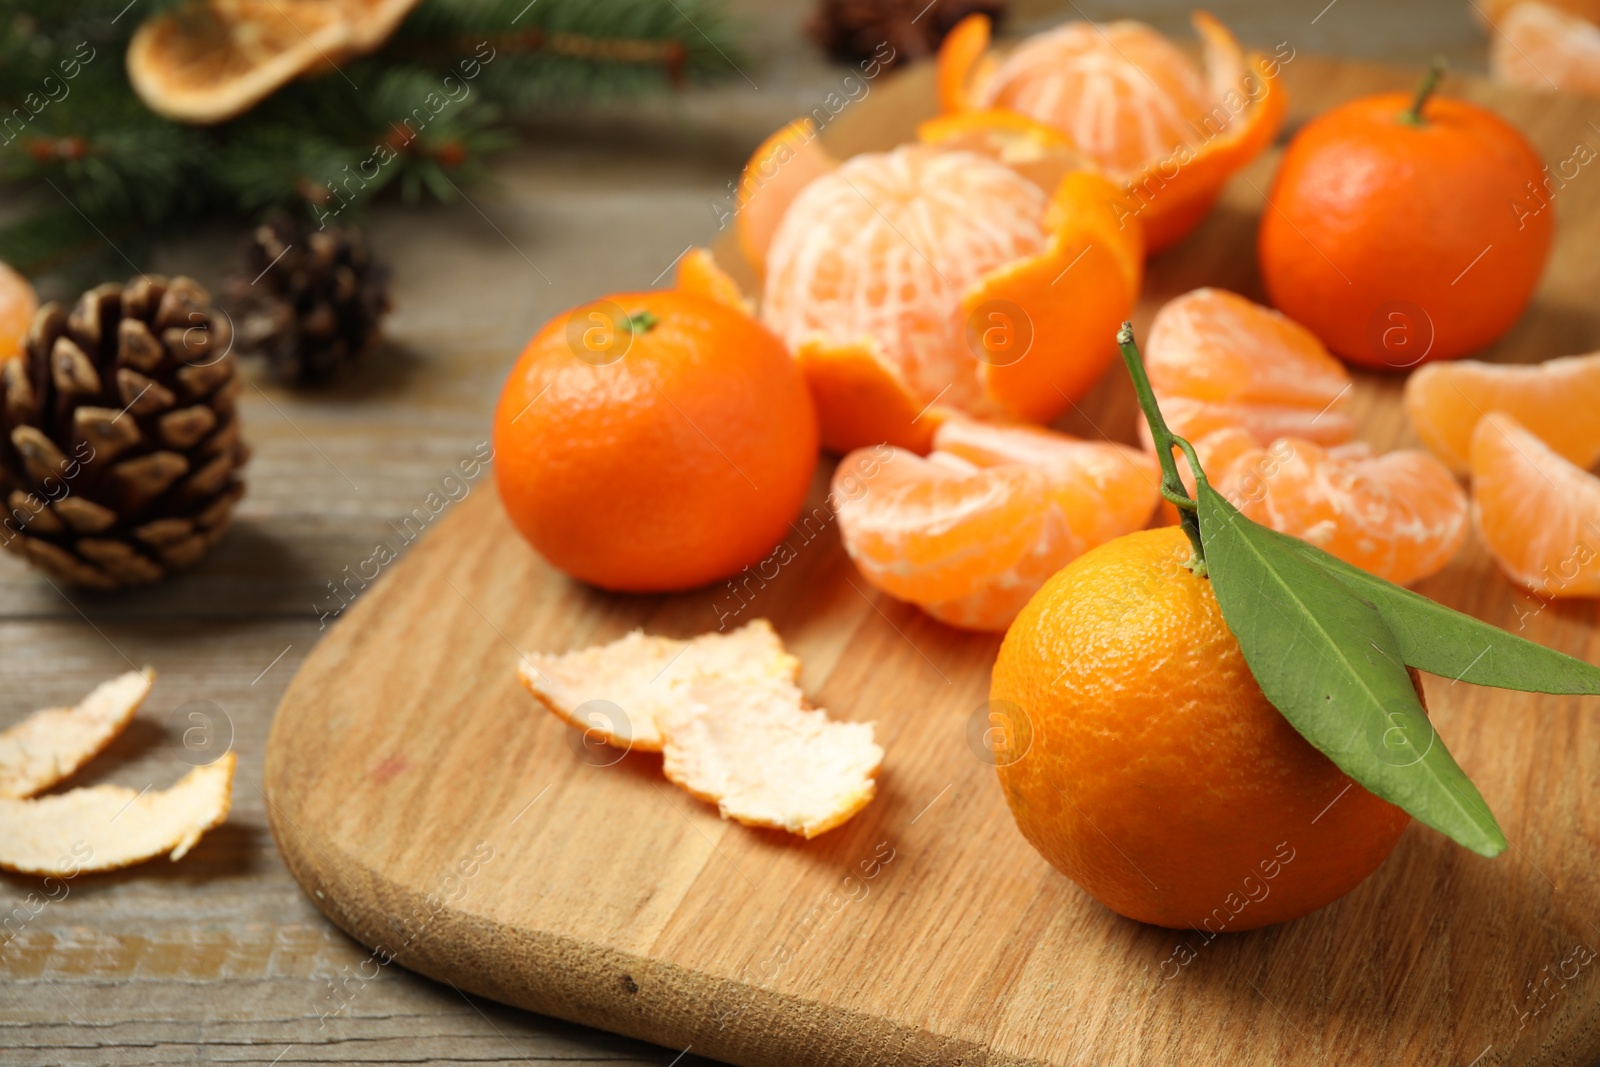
[
  {"xmin": 735, "ymin": 119, "xmax": 840, "ymax": 278},
  {"xmin": 128, "ymin": 0, "xmax": 422, "ymax": 124},
  {"xmin": 964, "ymin": 170, "xmax": 1144, "ymax": 423},
  {"xmin": 0, "ymin": 669, "xmax": 155, "ymax": 799},
  {"xmin": 674, "ymin": 247, "xmax": 755, "ymax": 315},
  {"xmin": 518, "ymin": 620, "xmax": 879, "ymax": 836},
  {"xmin": 0, "ymin": 752, "xmax": 235, "ymax": 875},
  {"xmin": 933, "ymin": 12, "xmax": 1289, "ymax": 252},
  {"xmin": 518, "ymin": 620, "xmax": 799, "ymax": 754},
  {"xmin": 659, "ymin": 673, "xmax": 882, "ymax": 839}
]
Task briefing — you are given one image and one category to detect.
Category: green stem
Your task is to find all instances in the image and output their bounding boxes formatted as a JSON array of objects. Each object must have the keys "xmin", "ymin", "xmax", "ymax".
[
  {"xmin": 1401, "ymin": 56, "xmax": 1446, "ymax": 126},
  {"xmin": 627, "ymin": 310, "xmax": 660, "ymax": 334},
  {"xmin": 1117, "ymin": 321, "xmax": 1207, "ymax": 573}
]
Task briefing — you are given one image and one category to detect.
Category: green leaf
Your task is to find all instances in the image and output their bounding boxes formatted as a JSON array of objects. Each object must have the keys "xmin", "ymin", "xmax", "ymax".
[
  {"xmin": 1198, "ymin": 483, "xmax": 1507, "ymax": 857},
  {"xmin": 1264, "ymin": 529, "xmax": 1600, "ymax": 695}
]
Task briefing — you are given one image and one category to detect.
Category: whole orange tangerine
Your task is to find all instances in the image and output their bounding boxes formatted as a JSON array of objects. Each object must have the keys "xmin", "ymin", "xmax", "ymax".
[
  {"xmin": 1258, "ymin": 78, "xmax": 1553, "ymax": 369},
  {"xmin": 493, "ymin": 290, "xmax": 818, "ymax": 592},
  {"xmin": 991, "ymin": 526, "xmax": 1413, "ymax": 930}
]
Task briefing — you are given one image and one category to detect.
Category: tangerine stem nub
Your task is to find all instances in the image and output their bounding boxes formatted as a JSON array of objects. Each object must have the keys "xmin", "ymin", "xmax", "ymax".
[
  {"xmin": 1117, "ymin": 321, "xmax": 1207, "ymax": 569},
  {"xmin": 1402, "ymin": 56, "xmax": 1446, "ymax": 126},
  {"xmin": 627, "ymin": 311, "xmax": 661, "ymax": 334}
]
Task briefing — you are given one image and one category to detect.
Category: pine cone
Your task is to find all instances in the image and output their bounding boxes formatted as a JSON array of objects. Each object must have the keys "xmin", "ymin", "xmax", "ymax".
[
  {"xmin": 224, "ymin": 217, "xmax": 390, "ymax": 385},
  {"xmin": 808, "ymin": 0, "xmax": 1006, "ymax": 69},
  {"xmin": 0, "ymin": 276, "xmax": 248, "ymax": 589}
]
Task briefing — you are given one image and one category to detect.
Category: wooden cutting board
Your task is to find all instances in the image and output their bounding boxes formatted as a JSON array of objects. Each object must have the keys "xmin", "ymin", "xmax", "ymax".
[{"xmin": 263, "ymin": 55, "xmax": 1600, "ymax": 1067}]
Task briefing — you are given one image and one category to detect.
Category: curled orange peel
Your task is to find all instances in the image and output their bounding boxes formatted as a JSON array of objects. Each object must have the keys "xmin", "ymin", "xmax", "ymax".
[
  {"xmin": 675, "ymin": 247, "xmax": 754, "ymax": 316},
  {"xmin": 795, "ymin": 339, "xmax": 944, "ymax": 455},
  {"xmin": 933, "ymin": 10, "xmax": 1289, "ymax": 252},
  {"xmin": 735, "ymin": 119, "xmax": 839, "ymax": 279},
  {"xmin": 965, "ymin": 171, "xmax": 1144, "ymax": 423}
]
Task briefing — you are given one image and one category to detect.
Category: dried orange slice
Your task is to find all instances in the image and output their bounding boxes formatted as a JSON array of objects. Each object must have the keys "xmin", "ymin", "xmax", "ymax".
[
  {"xmin": 128, "ymin": 0, "xmax": 420, "ymax": 124},
  {"xmin": 1490, "ymin": 2, "xmax": 1600, "ymax": 96},
  {"xmin": 1199, "ymin": 435, "xmax": 1468, "ymax": 587},
  {"xmin": 1471, "ymin": 411, "xmax": 1600, "ymax": 597},
  {"xmin": 1405, "ymin": 350, "xmax": 1600, "ymax": 475},
  {"xmin": 834, "ymin": 416, "xmax": 1159, "ymax": 630},
  {"xmin": 1146, "ymin": 288, "xmax": 1355, "ymax": 448},
  {"xmin": 757, "ymin": 144, "xmax": 1141, "ymax": 452},
  {"xmin": 936, "ymin": 12, "xmax": 1287, "ymax": 251}
]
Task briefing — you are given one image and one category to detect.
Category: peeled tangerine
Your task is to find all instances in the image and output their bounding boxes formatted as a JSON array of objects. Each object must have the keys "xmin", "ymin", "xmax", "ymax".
[
  {"xmin": 932, "ymin": 12, "xmax": 1288, "ymax": 252},
  {"xmin": 834, "ymin": 417, "xmax": 1159, "ymax": 630},
  {"xmin": 739, "ymin": 127, "xmax": 1141, "ymax": 454},
  {"xmin": 1149, "ymin": 289, "xmax": 1467, "ymax": 586},
  {"xmin": 1472, "ymin": 412, "xmax": 1600, "ymax": 597},
  {"xmin": 1490, "ymin": 2, "xmax": 1600, "ymax": 97}
]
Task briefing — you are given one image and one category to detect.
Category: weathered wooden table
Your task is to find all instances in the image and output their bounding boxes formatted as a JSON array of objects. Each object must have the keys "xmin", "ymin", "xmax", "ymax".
[{"xmin": 0, "ymin": 1, "xmax": 1542, "ymax": 1064}]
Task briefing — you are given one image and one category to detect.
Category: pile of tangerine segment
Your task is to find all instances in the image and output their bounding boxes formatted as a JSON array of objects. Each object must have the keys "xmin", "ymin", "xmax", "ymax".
[{"xmin": 493, "ymin": 11, "xmax": 1598, "ymax": 853}]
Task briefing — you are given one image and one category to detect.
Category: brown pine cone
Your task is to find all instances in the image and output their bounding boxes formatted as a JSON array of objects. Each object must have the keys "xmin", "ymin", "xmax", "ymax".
[
  {"xmin": 224, "ymin": 217, "xmax": 390, "ymax": 385},
  {"xmin": 0, "ymin": 275, "xmax": 249, "ymax": 590},
  {"xmin": 808, "ymin": 0, "xmax": 1006, "ymax": 69}
]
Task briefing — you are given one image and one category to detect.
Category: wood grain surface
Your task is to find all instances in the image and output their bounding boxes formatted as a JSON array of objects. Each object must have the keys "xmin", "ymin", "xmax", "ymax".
[{"xmin": 257, "ymin": 55, "xmax": 1600, "ymax": 1067}]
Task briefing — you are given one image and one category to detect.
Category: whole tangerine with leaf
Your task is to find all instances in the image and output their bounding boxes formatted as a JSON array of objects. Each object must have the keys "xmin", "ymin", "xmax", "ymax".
[
  {"xmin": 989, "ymin": 323, "xmax": 1600, "ymax": 930},
  {"xmin": 1258, "ymin": 62, "xmax": 1554, "ymax": 369},
  {"xmin": 493, "ymin": 289, "xmax": 818, "ymax": 593}
]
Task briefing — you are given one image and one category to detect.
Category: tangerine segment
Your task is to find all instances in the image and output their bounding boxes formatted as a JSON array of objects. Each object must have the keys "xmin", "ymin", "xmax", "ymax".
[
  {"xmin": 1145, "ymin": 288, "xmax": 1355, "ymax": 448},
  {"xmin": 1491, "ymin": 2, "xmax": 1600, "ymax": 97},
  {"xmin": 969, "ymin": 171, "xmax": 1144, "ymax": 422},
  {"xmin": 935, "ymin": 13, "xmax": 995, "ymax": 112},
  {"xmin": 834, "ymin": 421, "xmax": 1158, "ymax": 631},
  {"xmin": 675, "ymin": 247, "xmax": 753, "ymax": 315},
  {"xmin": 1471, "ymin": 412, "xmax": 1600, "ymax": 597},
  {"xmin": 762, "ymin": 144, "xmax": 1050, "ymax": 445},
  {"xmin": 1207, "ymin": 435, "xmax": 1469, "ymax": 586},
  {"xmin": 1404, "ymin": 351, "xmax": 1600, "ymax": 475},
  {"xmin": 736, "ymin": 119, "xmax": 840, "ymax": 277},
  {"xmin": 796, "ymin": 339, "xmax": 943, "ymax": 454}
]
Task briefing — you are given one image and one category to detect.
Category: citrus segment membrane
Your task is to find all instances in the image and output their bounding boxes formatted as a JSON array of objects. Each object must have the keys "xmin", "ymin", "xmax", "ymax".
[
  {"xmin": 1490, "ymin": 2, "xmax": 1600, "ymax": 96},
  {"xmin": 1405, "ymin": 351, "xmax": 1600, "ymax": 475},
  {"xmin": 518, "ymin": 620, "xmax": 800, "ymax": 753},
  {"xmin": 0, "ymin": 752, "xmax": 235, "ymax": 875},
  {"xmin": 0, "ymin": 669, "xmax": 154, "ymax": 799},
  {"xmin": 1471, "ymin": 412, "xmax": 1600, "ymax": 597}
]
